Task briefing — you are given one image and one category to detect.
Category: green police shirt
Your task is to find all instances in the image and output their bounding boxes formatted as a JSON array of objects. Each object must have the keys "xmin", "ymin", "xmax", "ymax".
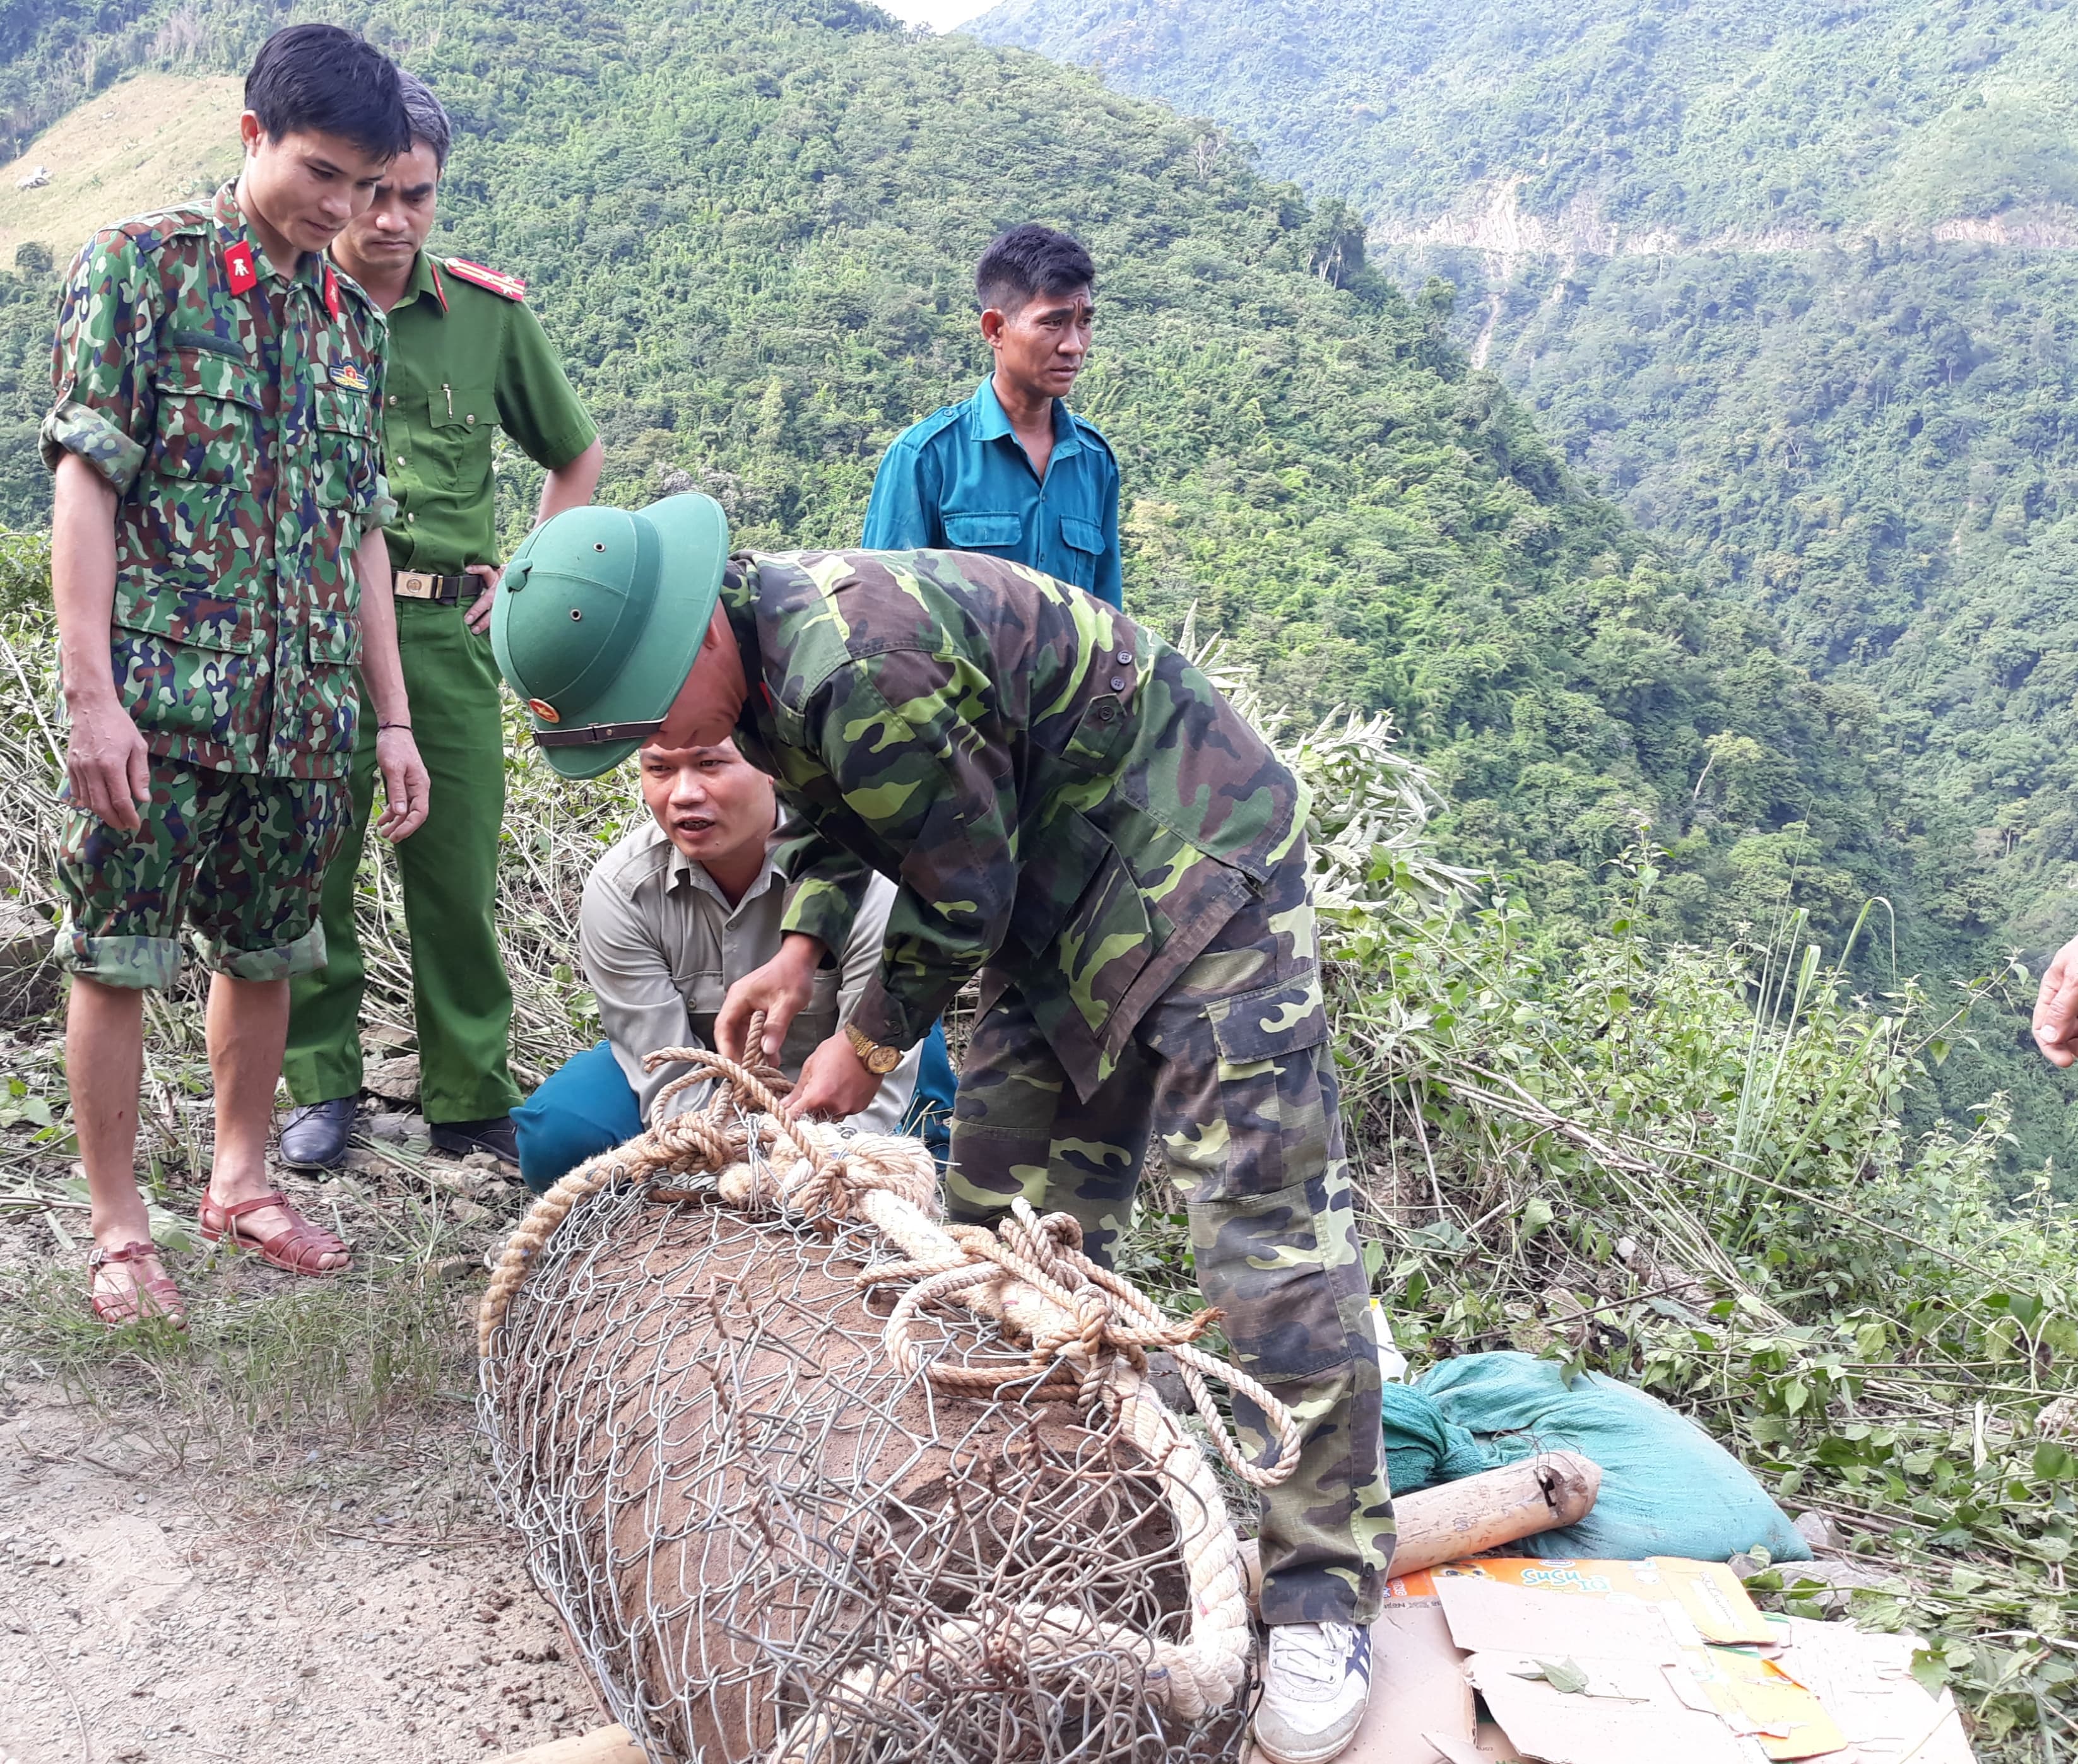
[{"xmin": 368, "ymin": 250, "xmax": 596, "ymax": 575}]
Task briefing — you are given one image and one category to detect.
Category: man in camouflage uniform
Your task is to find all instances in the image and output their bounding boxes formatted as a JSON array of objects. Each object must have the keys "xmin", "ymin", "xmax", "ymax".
[
  {"xmin": 45, "ymin": 25, "xmax": 428, "ymax": 1327},
  {"xmin": 488, "ymin": 498, "xmax": 1391, "ymax": 1763}
]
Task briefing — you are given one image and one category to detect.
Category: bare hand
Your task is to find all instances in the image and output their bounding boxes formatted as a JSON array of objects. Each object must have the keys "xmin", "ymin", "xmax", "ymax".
[
  {"xmin": 784, "ymin": 1031, "xmax": 882, "ymax": 1122},
  {"xmin": 64, "ymin": 697, "xmax": 150, "ymax": 830},
  {"xmin": 716, "ymin": 935, "xmax": 825, "ymax": 1064},
  {"xmin": 463, "ymin": 562, "xmax": 501, "ymax": 636},
  {"xmin": 372, "ymin": 726, "xmax": 431, "ymax": 841},
  {"xmin": 2034, "ymin": 935, "xmax": 2078, "ymax": 1067}
]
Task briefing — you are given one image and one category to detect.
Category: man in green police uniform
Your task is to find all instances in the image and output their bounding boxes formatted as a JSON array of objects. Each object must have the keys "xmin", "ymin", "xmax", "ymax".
[{"xmin": 281, "ymin": 73, "xmax": 602, "ymax": 1168}]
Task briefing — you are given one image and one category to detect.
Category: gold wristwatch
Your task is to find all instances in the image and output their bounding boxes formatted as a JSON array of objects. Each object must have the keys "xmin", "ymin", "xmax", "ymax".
[{"xmin": 843, "ymin": 1021, "xmax": 904, "ymax": 1075}]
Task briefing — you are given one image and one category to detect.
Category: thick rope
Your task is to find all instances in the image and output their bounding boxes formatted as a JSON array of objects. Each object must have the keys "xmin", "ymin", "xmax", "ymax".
[{"xmin": 476, "ymin": 1052, "xmax": 1270, "ymax": 1726}]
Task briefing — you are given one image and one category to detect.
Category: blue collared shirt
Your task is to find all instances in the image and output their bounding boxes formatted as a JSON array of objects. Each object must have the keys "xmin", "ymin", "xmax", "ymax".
[{"xmin": 861, "ymin": 375, "xmax": 1123, "ymax": 607}]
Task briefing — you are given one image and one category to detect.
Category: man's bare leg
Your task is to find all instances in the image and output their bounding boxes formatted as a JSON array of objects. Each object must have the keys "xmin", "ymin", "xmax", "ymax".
[
  {"xmin": 203, "ymin": 973, "xmax": 346, "ymax": 1269},
  {"xmin": 69, "ymin": 974, "xmax": 168, "ymax": 1311}
]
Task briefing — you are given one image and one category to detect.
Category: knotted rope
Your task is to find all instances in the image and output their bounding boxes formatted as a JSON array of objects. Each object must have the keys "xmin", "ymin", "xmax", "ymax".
[
  {"xmin": 478, "ymin": 1042, "xmax": 1291, "ymax": 1731},
  {"xmin": 870, "ymin": 1208, "xmax": 1302, "ymax": 1490}
]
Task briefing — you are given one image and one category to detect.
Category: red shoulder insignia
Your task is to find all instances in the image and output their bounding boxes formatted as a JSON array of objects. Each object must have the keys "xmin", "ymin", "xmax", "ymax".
[{"xmin": 442, "ymin": 256, "xmax": 526, "ymax": 302}]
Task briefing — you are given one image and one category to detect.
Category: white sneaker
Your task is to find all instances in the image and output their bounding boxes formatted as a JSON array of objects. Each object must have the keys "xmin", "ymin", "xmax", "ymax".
[{"xmin": 1252, "ymin": 1620, "xmax": 1373, "ymax": 1763}]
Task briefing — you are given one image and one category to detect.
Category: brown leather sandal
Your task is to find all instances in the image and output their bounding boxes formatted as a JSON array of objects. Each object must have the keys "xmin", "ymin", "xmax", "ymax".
[
  {"xmin": 88, "ymin": 1240, "xmax": 187, "ymax": 1329},
  {"xmin": 198, "ymin": 1189, "xmax": 350, "ymax": 1275}
]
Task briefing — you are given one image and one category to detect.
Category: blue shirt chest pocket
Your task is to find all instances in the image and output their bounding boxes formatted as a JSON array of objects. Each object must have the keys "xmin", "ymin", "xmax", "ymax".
[
  {"xmin": 1056, "ymin": 515, "xmax": 1106, "ymax": 591},
  {"xmin": 941, "ymin": 510, "xmax": 1025, "ymax": 552}
]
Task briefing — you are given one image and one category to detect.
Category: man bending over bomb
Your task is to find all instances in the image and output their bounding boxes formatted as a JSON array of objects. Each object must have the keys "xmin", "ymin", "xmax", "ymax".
[{"xmin": 489, "ymin": 497, "xmax": 1393, "ymax": 1764}]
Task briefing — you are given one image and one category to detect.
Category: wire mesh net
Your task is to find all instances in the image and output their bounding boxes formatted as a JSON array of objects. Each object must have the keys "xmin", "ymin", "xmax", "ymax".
[{"xmin": 478, "ymin": 1055, "xmax": 1273, "ymax": 1763}]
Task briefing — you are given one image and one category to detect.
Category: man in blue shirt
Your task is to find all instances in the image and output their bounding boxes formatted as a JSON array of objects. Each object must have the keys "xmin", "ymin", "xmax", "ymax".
[{"xmin": 863, "ymin": 225, "xmax": 1121, "ymax": 607}]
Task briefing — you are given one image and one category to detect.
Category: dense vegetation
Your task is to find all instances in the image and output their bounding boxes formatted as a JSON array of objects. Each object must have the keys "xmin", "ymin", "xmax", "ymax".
[{"xmin": 974, "ymin": 0, "xmax": 2078, "ymax": 1170}]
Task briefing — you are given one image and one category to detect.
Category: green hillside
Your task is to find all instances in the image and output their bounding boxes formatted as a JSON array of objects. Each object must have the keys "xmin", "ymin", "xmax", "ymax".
[
  {"xmin": 972, "ymin": 0, "xmax": 2078, "ymax": 1166},
  {"xmin": 0, "ymin": 0, "xmax": 1901, "ymax": 948}
]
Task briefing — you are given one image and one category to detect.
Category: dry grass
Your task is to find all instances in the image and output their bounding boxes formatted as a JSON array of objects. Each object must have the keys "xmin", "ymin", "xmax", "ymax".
[{"xmin": 0, "ymin": 72, "xmax": 244, "ymax": 270}]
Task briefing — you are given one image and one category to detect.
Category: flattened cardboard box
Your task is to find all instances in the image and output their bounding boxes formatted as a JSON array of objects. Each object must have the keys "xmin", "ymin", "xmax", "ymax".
[{"xmin": 1336, "ymin": 1557, "xmax": 1974, "ymax": 1764}]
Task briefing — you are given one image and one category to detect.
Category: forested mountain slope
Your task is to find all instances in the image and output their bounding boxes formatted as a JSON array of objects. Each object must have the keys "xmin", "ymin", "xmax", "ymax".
[
  {"xmin": 970, "ymin": 0, "xmax": 2078, "ymax": 240},
  {"xmin": 8, "ymin": 11, "xmax": 2078, "ymax": 1738},
  {"xmin": 0, "ymin": 0, "xmax": 1895, "ymax": 926},
  {"xmin": 974, "ymin": 0, "xmax": 2078, "ymax": 1162}
]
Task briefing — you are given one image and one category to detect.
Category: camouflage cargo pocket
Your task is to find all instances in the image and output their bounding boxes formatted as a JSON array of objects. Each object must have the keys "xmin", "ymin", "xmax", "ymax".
[
  {"xmin": 148, "ymin": 348, "xmax": 260, "ymax": 484},
  {"xmin": 109, "ymin": 579, "xmax": 256, "ymax": 745}
]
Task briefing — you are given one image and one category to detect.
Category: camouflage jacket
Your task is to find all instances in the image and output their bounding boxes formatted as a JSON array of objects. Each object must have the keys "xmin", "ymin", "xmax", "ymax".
[
  {"xmin": 724, "ymin": 549, "xmax": 1304, "ymax": 1099},
  {"xmin": 40, "ymin": 183, "xmax": 393, "ymax": 779}
]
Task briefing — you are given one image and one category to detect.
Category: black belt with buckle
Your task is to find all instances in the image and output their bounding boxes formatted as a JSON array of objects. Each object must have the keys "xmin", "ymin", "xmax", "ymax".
[{"xmin": 394, "ymin": 570, "xmax": 471, "ymax": 603}]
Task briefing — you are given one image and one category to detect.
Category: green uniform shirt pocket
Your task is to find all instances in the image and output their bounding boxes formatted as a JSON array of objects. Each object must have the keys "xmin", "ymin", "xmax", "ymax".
[
  {"xmin": 1057, "ymin": 845, "xmax": 1154, "ymax": 1037},
  {"xmin": 314, "ymin": 384, "xmax": 377, "ymax": 439},
  {"xmin": 1008, "ymin": 804, "xmax": 1109, "ymax": 955},
  {"xmin": 109, "ymin": 581, "xmax": 256, "ymax": 746},
  {"xmin": 415, "ymin": 384, "xmax": 495, "ymax": 498},
  {"xmin": 148, "ymin": 349, "xmax": 261, "ymax": 485},
  {"xmin": 1057, "ymin": 690, "xmax": 1131, "ymax": 773},
  {"xmin": 307, "ymin": 608, "xmax": 363, "ymax": 669},
  {"xmin": 942, "ymin": 510, "xmax": 1024, "ymax": 549}
]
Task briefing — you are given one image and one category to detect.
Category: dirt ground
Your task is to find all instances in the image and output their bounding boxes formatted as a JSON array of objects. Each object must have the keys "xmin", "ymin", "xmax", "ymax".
[
  {"xmin": 0, "ymin": 1392, "xmax": 602, "ymax": 1764},
  {"xmin": 0, "ymin": 1077, "xmax": 605, "ymax": 1764}
]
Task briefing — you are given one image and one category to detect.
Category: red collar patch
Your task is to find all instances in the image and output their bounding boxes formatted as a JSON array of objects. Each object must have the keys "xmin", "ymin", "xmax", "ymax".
[
  {"xmin": 225, "ymin": 241, "xmax": 257, "ymax": 295},
  {"xmin": 322, "ymin": 261, "xmax": 341, "ymax": 322}
]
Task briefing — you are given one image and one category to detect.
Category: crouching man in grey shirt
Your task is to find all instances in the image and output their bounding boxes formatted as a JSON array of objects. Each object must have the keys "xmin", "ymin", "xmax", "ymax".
[{"xmin": 511, "ymin": 739, "xmax": 957, "ymax": 1191}]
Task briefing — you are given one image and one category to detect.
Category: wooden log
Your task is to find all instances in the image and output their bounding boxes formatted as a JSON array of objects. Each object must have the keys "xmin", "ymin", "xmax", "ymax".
[
  {"xmin": 483, "ymin": 1726, "xmax": 646, "ymax": 1764},
  {"xmin": 1390, "ymin": 1450, "xmax": 1603, "ymax": 1575},
  {"xmin": 1239, "ymin": 1452, "xmax": 1603, "ymax": 1607}
]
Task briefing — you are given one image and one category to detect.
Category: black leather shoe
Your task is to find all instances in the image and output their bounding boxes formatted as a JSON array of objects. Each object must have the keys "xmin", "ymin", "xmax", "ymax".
[
  {"xmin": 429, "ymin": 1115, "xmax": 519, "ymax": 1165},
  {"xmin": 279, "ymin": 1098, "xmax": 356, "ymax": 1170}
]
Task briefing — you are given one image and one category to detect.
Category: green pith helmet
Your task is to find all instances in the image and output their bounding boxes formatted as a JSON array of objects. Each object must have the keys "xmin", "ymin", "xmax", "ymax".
[{"xmin": 490, "ymin": 493, "xmax": 730, "ymax": 779}]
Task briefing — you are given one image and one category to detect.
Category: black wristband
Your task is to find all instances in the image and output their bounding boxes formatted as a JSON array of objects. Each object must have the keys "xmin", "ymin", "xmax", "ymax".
[{"xmin": 377, "ymin": 721, "xmax": 413, "ymax": 732}]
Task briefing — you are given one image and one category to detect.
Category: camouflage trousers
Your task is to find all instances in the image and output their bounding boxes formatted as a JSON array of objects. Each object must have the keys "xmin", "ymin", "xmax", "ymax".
[
  {"xmin": 54, "ymin": 758, "xmax": 351, "ymax": 990},
  {"xmin": 948, "ymin": 848, "xmax": 1394, "ymax": 1626}
]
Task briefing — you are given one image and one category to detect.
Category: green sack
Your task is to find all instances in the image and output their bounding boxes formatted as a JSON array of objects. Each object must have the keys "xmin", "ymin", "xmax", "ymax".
[
  {"xmin": 1380, "ymin": 1381, "xmax": 1497, "ymax": 1494},
  {"xmin": 1389, "ymin": 1351, "xmax": 1812, "ymax": 1563}
]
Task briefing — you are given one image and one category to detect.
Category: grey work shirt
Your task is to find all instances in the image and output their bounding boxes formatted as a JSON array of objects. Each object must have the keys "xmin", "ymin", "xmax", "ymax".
[{"xmin": 579, "ymin": 816, "xmax": 922, "ymax": 1130}]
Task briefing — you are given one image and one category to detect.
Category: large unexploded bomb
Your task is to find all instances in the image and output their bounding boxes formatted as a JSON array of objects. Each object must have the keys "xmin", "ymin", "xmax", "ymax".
[{"xmin": 476, "ymin": 1047, "xmax": 1294, "ymax": 1763}]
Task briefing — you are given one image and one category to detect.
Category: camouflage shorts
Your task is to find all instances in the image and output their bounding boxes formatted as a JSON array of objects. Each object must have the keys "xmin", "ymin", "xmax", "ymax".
[
  {"xmin": 55, "ymin": 758, "xmax": 351, "ymax": 990},
  {"xmin": 950, "ymin": 843, "xmax": 1394, "ymax": 1626}
]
